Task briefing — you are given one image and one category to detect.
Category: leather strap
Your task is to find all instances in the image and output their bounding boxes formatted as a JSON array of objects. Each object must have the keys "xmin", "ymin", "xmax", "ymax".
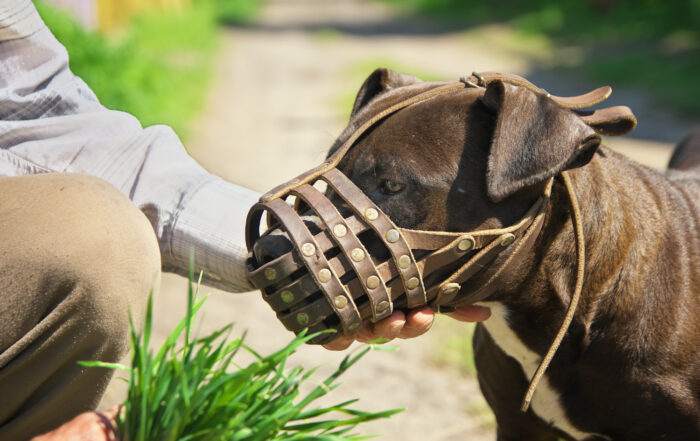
[
  {"xmin": 466, "ymin": 71, "xmax": 612, "ymax": 109},
  {"xmin": 323, "ymin": 168, "xmax": 428, "ymax": 308},
  {"xmin": 576, "ymin": 105, "xmax": 637, "ymax": 135},
  {"xmin": 293, "ymin": 184, "xmax": 394, "ymax": 321},
  {"xmin": 428, "ymin": 182, "xmax": 552, "ymax": 307},
  {"xmin": 520, "ymin": 171, "xmax": 586, "ymax": 412},
  {"xmin": 264, "ymin": 199, "xmax": 362, "ymax": 334}
]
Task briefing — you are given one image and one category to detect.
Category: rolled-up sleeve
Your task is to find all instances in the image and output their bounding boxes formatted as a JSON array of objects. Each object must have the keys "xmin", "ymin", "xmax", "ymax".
[{"xmin": 0, "ymin": 0, "xmax": 259, "ymax": 292}]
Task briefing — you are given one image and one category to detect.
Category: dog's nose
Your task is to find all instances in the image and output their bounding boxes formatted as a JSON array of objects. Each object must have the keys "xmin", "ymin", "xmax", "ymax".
[
  {"xmin": 253, "ymin": 233, "xmax": 294, "ymax": 265},
  {"xmin": 252, "ymin": 213, "xmax": 324, "ymax": 267}
]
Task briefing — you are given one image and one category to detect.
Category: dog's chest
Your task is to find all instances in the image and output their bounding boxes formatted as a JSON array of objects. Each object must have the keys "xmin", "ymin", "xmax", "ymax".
[{"xmin": 478, "ymin": 302, "xmax": 608, "ymax": 441}]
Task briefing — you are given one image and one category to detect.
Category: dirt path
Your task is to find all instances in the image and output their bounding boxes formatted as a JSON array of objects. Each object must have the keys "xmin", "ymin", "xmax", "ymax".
[{"xmin": 101, "ymin": 1, "xmax": 696, "ymax": 439}]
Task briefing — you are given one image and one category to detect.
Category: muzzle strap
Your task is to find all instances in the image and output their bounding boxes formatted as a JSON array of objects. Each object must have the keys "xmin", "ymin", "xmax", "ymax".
[
  {"xmin": 465, "ymin": 71, "xmax": 612, "ymax": 109},
  {"xmin": 323, "ymin": 169, "xmax": 428, "ymax": 308},
  {"xmin": 263, "ymin": 199, "xmax": 363, "ymax": 334},
  {"xmin": 292, "ymin": 183, "xmax": 393, "ymax": 322},
  {"xmin": 425, "ymin": 181, "xmax": 553, "ymax": 306}
]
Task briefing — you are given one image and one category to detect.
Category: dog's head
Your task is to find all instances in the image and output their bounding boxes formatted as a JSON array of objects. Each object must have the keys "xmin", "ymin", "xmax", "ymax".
[
  {"xmin": 247, "ymin": 68, "xmax": 633, "ymax": 341},
  {"xmin": 334, "ymin": 68, "xmax": 602, "ymax": 233}
]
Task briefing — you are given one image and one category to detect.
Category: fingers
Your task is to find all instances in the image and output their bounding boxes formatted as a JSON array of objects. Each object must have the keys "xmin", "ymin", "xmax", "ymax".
[
  {"xmin": 398, "ymin": 307, "xmax": 434, "ymax": 339},
  {"xmin": 322, "ymin": 313, "xmax": 403, "ymax": 351},
  {"xmin": 367, "ymin": 310, "xmax": 406, "ymax": 340},
  {"xmin": 30, "ymin": 410, "xmax": 120, "ymax": 441},
  {"xmin": 322, "ymin": 334, "xmax": 355, "ymax": 351},
  {"xmin": 323, "ymin": 307, "xmax": 437, "ymax": 350},
  {"xmin": 323, "ymin": 305, "xmax": 490, "ymax": 351},
  {"xmin": 447, "ymin": 304, "xmax": 491, "ymax": 322}
]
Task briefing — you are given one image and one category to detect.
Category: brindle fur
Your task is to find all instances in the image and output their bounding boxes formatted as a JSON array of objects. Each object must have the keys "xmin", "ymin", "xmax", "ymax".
[{"xmin": 330, "ymin": 69, "xmax": 700, "ymax": 441}]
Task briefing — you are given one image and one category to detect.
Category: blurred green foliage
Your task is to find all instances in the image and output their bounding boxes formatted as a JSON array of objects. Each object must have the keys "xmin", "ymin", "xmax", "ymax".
[
  {"xmin": 216, "ymin": 0, "xmax": 261, "ymax": 24},
  {"xmin": 384, "ymin": 0, "xmax": 700, "ymax": 113},
  {"xmin": 35, "ymin": 0, "xmax": 260, "ymax": 138},
  {"xmin": 432, "ymin": 319, "xmax": 477, "ymax": 376}
]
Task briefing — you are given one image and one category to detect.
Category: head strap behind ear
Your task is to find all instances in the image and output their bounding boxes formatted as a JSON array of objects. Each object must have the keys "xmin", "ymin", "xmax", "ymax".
[
  {"xmin": 469, "ymin": 72, "xmax": 637, "ymax": 136},
  {"xmin": 468, "ymin": 72, "xmax": 612, "ymax": 109},
  {"xmin": 576, "ymin": 106, "xmax": 637, "ymax": 136}
]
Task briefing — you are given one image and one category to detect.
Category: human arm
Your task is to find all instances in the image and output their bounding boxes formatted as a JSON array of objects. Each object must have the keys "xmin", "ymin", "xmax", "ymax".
[{"xmin": 0, "ymin": 0, "xmax": 257, "ymax": 292}]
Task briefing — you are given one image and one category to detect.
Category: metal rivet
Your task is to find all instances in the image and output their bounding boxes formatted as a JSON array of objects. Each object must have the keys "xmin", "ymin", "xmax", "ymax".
[
  {"xmin": 398, "ymin": 254, "xmax": 411, "ymax": 269},
  {"xmin": 334, "ymin": 295, "xmax": 348, "ymax": 309},
  {"xmin": 351, "ymin": 248, "xmax": 365, "ymax": 262},
  {"xmin": 366, "ymin": 275, "xmax": 380, "ymax": 289},
  {"xmin": 318, "ymin": 268, "xmax": 332, "ymax": 283},
  {"xmin": 385, "ymin": 229, "xmax": 400, "ymax": 243},
  {"xmin": 376, "ymin": 300, "xmax": 390, "ymax": 312},
  {"xmin": 301, "ymin": 242, "xmax": 316, "ymax": 257},
  {"xmin": 440, "ymin": 283, "xmax": 461, "ymax": 297},
  {"xmin": 264, "ymin": 268, "xmax": 277, "ymax": 281},
  {"xmin": 406, "ymin": 277, "xmax": 419, "ymax": 290},
  {"xmin": 365, "ymin": 207, "xmax": 379, "ymax": 220},
  {"xmin": 348, "ymin": 322, "xmax": 361, "ymax": 332},
  {"xmin": 297, "ymin": 313, "xmax": 309, "ymax": 326},
  {"xmin": 333, "ymin": 224, "xmax": 347, "ymax": 237},
  {"xmin": 281, "ymin": 290, "xmax": 294, "ymax": 303},
  {"xmin": 500, "ymin": 233, "xmax": 516, "ymax": 247},
  {"xmin": 457, "ymin": 237, "xmax": 475, "ymax": 251}
]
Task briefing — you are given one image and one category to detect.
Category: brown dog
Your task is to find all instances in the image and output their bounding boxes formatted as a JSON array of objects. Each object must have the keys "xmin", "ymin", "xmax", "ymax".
[{"xmin": 253, "ymin": 68, "xmax": 700, "ymax": 441}]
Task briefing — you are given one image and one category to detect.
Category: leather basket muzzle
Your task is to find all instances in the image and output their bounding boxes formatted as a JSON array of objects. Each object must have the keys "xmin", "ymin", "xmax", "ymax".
[{"xmin": 245, "ymin": 166, "xmax": 551, "ymax": 344}]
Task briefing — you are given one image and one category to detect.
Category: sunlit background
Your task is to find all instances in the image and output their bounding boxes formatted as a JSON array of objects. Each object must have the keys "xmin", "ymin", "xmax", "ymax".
[{"xmin": 36, "ymin": 0, "xmax": 699, "ymax": 439}]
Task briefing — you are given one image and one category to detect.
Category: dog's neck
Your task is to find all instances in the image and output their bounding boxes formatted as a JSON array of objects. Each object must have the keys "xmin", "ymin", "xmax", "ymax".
[{"xmin": 490, "ymin": 147, "xmax": 694, "ymax": 358}]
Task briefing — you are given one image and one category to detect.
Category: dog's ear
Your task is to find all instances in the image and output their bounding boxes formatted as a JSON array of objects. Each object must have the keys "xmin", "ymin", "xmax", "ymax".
[
  {"xmin": 481, "ymin": 80, "xmax": 601, "ymax": 202},
  {"xmin": 351, "ymin": 68, "xmax": 422, "ymax": 117}
]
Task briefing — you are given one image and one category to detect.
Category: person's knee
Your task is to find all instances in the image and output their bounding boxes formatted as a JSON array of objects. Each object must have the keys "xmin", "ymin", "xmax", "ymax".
[
  {"xmin": 0, "ymin": 173, "xmax": 161, "ymax": 357},
  {"xmin": 50, "ymin": 174, "xmax": 162, "ymax": 343}
]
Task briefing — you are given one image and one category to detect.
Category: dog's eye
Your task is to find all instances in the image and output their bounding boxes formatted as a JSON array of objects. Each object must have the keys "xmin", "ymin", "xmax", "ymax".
[{"xmin": 380, "ymin": 180, "xmax": 406, "ymax": 195}]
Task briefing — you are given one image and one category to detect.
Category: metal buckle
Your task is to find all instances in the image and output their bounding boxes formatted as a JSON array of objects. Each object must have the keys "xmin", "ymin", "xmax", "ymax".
[
  {"xmin": 471, "ymin": 72, "xmax": 485, "ymax": 86},
  {"xmin": 459, "ymin": 76, "xmax": 479, "ymax": 88}
]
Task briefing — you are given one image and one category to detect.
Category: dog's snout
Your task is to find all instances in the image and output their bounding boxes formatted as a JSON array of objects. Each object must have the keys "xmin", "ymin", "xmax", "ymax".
[
  {"xmin": 300, "ymin": 215, "xmax": 323, "ymax": 235},
  {"xmin": 253, "ymin": 234, "xmax": 293, "ymax": 264}
]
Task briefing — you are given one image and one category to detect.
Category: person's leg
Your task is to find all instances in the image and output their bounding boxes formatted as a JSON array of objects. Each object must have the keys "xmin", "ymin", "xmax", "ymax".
[{"xmin": 0, "ymin": 173, "xmax": 161, "ymax": 440}]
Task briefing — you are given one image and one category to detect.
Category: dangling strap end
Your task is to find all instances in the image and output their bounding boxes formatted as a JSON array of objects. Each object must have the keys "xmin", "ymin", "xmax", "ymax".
[
  {"xmin": 519, "ymin": 171, "xmax": 586, "ymax": 413},
  {"xmin": 521, "ymin": 392, "xmax": 534, "ymax": 412}
]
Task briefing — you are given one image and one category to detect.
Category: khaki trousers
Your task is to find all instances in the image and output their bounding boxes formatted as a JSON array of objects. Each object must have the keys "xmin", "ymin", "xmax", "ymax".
[{"xmin": 0, "ymin": 173, "xmax": 161, "ymax": 440}]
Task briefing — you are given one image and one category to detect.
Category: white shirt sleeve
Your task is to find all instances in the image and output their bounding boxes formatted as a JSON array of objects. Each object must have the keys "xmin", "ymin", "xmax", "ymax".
[{"xmin": 0, "ymin": 0, "xmax": 259, "ymax": 292}]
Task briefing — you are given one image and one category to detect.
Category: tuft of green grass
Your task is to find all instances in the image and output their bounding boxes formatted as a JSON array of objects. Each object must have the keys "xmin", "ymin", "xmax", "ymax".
[{"xmin": 80, "ymin": 264, "xmax": 401, "ymax": 441}]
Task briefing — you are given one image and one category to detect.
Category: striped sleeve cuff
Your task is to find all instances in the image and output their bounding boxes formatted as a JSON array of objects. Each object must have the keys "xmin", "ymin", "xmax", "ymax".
[{"xmin": 166, "ymin": 177, "xmax": 261, "ymax": 293}]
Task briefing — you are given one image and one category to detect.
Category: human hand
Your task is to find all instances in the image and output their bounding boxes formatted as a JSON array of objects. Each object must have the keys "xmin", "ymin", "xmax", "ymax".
[
  {"xmin": 31, "ymin": 406, "xmax": 120, "ymax": 441},
  {"xmin": 323, "ymin": 304, "xmax": 491, "ymax": 350}
]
